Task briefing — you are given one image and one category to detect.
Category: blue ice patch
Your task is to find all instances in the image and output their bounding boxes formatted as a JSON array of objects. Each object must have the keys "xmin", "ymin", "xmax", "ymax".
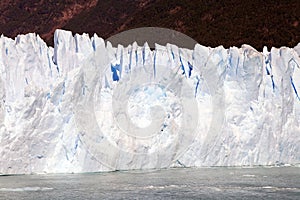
[
  {"xmin": 188, "ymin": 61, "xmax": 193, "ymax": 78},
  {"xmin": 290, "ymin": 76, "xmax": 300, "ymax": 100},
  {"xmin": 171, "ymin": 51, "xmax": 175, "ymax": 60},
  {"xmin": 111, "ymin": 64, "xmax": 120, "ymax": 81},
  {"xmin": 153, "ymin": 51, "xmax": 157, "ymax": 78},
  {"xmin": 265, "ymin": 67, "xmax": 270, "ymax": 75},
  {"xmin": 179, "ymin": 56, "xmax": 185, "ymax": 75},
  {"xmin": 92, "ymin": 39, "xmax": 96, "ymax": 51},
  {"xmin": 271, "ymin": 75, "xmax": 275, "ymax": 91},
  {"xmin": 195, "ymin": 76, "xmax": 200, "ymax": 97}
]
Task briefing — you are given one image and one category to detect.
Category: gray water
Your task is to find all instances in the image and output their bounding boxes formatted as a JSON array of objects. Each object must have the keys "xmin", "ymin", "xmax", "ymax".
[{"xmin": 0, "ymin": 167, "xmax": 299, "ymax": 199}]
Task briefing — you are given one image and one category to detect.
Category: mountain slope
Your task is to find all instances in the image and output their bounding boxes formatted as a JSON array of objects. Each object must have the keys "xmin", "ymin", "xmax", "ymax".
[{"xmin": 0, "ymin": 0, "xmax": 299, "ymax": 49}]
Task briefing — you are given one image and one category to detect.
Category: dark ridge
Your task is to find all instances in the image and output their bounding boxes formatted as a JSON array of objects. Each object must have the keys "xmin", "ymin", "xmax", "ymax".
[{"xmin": 0, "ymin": 0, "xmax": 299, "ymax": 50}]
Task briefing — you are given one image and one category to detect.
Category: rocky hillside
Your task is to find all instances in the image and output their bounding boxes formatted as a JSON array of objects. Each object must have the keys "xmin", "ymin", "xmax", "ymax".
[{"xmin": 0, "ymin": 0, "xmax": 299, "ymax": 49}]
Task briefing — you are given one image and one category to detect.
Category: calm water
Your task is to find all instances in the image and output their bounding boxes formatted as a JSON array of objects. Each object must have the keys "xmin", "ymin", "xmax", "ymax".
[{"xmin": 0, "ymin": 167, "xmax": 299, "ymax": 199}]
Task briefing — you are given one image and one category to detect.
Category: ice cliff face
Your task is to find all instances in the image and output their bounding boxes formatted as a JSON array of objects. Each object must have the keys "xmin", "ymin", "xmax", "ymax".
[{"xmin": 0, "ymin": 29, "xmax": 299, "ymax": 174}]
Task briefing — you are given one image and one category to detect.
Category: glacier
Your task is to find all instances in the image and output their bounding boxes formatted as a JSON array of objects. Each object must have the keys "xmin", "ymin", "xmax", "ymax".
[{"xmin": 0, "ymin": 29, "xmax": 299, "ymax": 174}]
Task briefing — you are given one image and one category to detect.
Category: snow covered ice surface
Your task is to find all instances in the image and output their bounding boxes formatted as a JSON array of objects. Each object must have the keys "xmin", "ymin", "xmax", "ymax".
[{"xmin": 0, "ymin": 29, "xmax": 299, "ymax": 174}]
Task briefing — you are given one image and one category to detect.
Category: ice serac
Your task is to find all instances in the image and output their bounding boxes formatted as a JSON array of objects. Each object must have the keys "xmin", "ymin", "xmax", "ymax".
[{"xmin": 0, "ymin": 29, "xmax": 299, "ymax": 174}]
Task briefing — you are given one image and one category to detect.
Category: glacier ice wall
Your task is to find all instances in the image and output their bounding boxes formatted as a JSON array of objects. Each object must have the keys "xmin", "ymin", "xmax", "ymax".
[{"xmin": 0, "ymin": 29, "xmax": 299, "ymax": 174}]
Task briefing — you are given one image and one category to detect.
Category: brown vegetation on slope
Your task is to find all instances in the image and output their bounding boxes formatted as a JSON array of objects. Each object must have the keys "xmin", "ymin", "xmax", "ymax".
[{"xmin": 0, "ymin": 0, "xmax": 299, "ymax": 50}]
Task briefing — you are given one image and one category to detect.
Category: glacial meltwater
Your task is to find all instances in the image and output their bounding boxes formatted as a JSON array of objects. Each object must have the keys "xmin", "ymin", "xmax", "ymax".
[{"xmin": 0, "ymin": 167, "xmax": 299, "ymax": 199}]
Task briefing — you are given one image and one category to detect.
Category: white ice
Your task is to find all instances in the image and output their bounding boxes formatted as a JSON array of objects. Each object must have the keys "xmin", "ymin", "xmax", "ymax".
[{"xmin": 0, "ymin": 29, "xmax": 299, "ymax": 174}]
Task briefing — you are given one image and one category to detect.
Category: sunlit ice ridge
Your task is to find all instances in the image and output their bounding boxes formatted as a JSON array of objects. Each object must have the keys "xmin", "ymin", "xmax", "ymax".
[{"xmin": 0, "ymin": 29, "xmax": 299, "ymax": 175}]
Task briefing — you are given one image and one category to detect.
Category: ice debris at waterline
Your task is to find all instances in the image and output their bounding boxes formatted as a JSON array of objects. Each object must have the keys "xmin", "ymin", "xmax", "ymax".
[{"xmin": 0, "ymin": 29, "xmax": 299, "ymax": 174}]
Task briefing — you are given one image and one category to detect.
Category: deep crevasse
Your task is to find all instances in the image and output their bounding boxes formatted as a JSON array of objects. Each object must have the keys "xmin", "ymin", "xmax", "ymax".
[{"xmin": 0, "ymin": 29, "xmax": 299, "ymax": 174}]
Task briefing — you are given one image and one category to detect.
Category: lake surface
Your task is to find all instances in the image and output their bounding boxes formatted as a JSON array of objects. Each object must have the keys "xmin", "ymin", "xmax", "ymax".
[{"xmin": 0, "ymin": 167, "xmax": 299, "ymax": 199}]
